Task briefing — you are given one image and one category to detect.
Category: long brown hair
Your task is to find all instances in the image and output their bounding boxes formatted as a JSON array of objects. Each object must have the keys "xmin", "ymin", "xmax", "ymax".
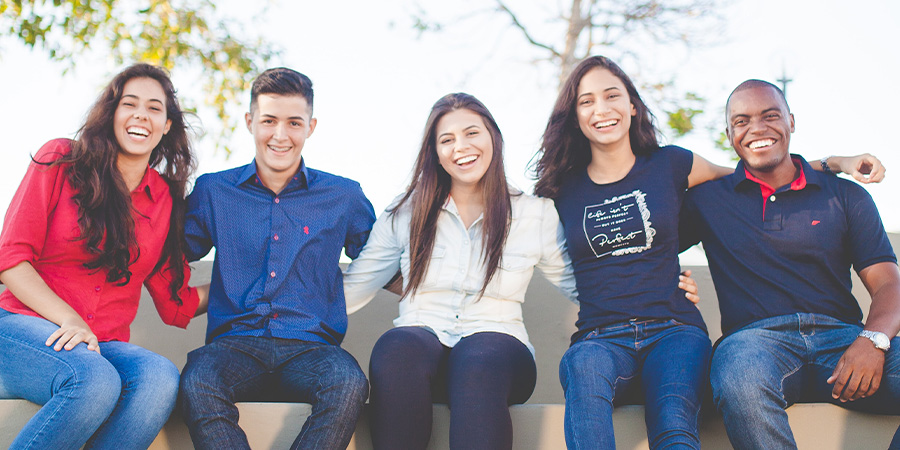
[
  {"xmin": 391, "ymin": 93, "xmax": 511, "ymax": 300},
  {"xmin": 44, "ymin": 63, "xmax": 195, "ymax": 303},
  {"xmin": 532, "ymin": 56, "xmax": 660, "ymax": 199}
]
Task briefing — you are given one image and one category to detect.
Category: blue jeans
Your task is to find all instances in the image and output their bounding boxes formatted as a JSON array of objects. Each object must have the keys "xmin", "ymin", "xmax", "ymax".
[
  {"xmin": 179, "ymin": 335, "xmax": 368, "ymax": 450},
  {"xmin": 369, "ymin": 327, "xmax": 537, "ymax": 450},
  {"xmin": 559, "ymin": 319, "xmax": 711, "ymax": 450},
  {"xmin": 0, "ymin": 309, "xmax": 180, "ymax": 450},
  {"xmin": 711, "ymin": 313, "xmax": 900, "ymax": 450}
]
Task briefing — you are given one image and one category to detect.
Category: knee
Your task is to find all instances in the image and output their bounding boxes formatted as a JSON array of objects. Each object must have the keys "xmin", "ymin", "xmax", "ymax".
[
  {"xmin": 179, "ymin": 355, "xmax": 222, "ymax": 402},
  {"xmin": 559, "ymin": 342, "xmax": 616, "ymax": 389},
  {"xmin": 60, "ymin": 355, "xmax": 122, "ymax": 413},
  {"xmin": 129, "ymin": 354, "xmax": 180, "ymax": 405},
  {"xmin": 320, "ymin": 364, "xmax": 369, "ymax": 410},
  {"xmin": 370, "ymin": 328, "xmax": 436, "ymax": 379},
  {"xmin": 711, "ymin": 350, "xmax": 779, "ymax": 412}
]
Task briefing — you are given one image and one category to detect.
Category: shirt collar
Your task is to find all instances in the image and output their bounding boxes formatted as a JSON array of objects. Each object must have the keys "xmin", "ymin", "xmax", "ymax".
[
  {"xmin": 732, "ymin": 154, "xmax": 822, "ymax": 193},
  {"xmin": 237, "ymin": 159, "xmax": 309, "ymax": 191},
  {"xmin": 134, "ymin": 166, "xmax": 166, "ymax": 202}
]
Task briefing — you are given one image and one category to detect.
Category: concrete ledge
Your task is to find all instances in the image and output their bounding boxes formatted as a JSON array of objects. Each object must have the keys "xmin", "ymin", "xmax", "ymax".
[{"xmin": 1, "ymin": 399, "xmax": 898, "ymax": 449}]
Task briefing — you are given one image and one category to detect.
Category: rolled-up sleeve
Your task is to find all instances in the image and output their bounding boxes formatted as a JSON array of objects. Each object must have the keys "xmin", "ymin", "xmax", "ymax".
[
  {"xmin": 143, "ymin": 257, "xmax": 200, "ymax": 328},
  {"xmin": 0, "ymin": 140, "xmax": 68, "ymax": 275}
]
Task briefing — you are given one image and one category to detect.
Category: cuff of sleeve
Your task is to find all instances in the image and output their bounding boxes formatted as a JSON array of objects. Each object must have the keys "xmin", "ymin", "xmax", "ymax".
[
  {"xmin": 0, "ymin": 249, "xmax": 34, "ymax": 281},
  {"xmin": 169, "ymin": 286, "xmax": 200, "ymax": 328}
]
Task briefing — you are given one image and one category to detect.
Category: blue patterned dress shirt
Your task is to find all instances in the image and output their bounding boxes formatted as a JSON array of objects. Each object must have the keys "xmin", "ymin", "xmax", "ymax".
[{"xmin": 185, "ymin": 159, "xmax": 375, "ymax": 345}]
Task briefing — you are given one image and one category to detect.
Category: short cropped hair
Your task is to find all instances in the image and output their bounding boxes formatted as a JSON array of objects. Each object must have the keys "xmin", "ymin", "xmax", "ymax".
[{"xmin": 250, "ymin": 67, "xmax": 314, "ymax": 115}]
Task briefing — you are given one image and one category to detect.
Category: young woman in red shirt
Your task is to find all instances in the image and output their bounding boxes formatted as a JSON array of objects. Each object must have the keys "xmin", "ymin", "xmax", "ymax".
[{"xmin": 0, "ymin": 64, "xmax": 206, "ymax": 449}]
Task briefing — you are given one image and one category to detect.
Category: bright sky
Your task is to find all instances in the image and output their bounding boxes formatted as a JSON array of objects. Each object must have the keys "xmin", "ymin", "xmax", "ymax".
[{"xmin": 1, "ymin": 0, "xmax": 898, "ymax": 264}]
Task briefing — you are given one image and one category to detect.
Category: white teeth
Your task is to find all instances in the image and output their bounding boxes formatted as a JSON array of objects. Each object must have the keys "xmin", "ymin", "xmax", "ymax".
[
  {"xmin": 749, "ymin": 139, "xmax": 775, "ymax": 149},
  {"xmin": 456, "ymin": 155, "xmax": 477, "ymax": 165},
  {"xmin": 595, "ymin": 120, "xmax": 618, "ymax": 129},
  {"xmin": 269, "ymin": 146, "xmax": 290, "ymax": 153},
  {"xmin": 127, "ymin": 127, "xmax": 149, "ymax": 137}
]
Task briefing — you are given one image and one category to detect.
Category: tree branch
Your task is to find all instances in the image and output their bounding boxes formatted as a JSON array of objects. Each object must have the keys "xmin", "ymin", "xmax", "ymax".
[{"xmin": 494, "ymin": 0, "xmax": 561, "ymax": 58}]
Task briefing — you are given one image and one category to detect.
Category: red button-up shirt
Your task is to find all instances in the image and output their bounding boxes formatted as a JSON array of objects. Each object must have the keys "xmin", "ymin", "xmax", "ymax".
[{"xmin": 0, "ymin": 139, "xmax": 199, "ymax": 342}]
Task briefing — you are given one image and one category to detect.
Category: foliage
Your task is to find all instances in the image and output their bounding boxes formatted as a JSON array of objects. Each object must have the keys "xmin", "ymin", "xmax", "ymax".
[
  {"xmin": 0, "ymin": 0, "xmax": 278, "ymax": 154},
  {"xmin": 409, "ymin": 0, "xmax": 727, "ymax": 141}
]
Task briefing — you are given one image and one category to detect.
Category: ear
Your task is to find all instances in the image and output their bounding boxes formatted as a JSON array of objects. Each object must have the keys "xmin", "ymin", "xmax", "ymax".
[
  {"xmin": 631, "ymin": 103, "xmax": 637, "ymax": 116},
  {"xmin": 245, "ymin": 111, "xmax": 253, "ymax": 133},
  {"xmin": 725, "ymin": 125, "xmax": 734, "ymax": 148},
  {"xmin": 307, "ymin": 118, "xmax": 317, "ymax": 137},
  {"xmin": 163, "ymin": 119, "xmax": 172, "ymax": 135},
  {"xmin": 789, "ymin": 113, "xmax": 795, "ymax": 133}
]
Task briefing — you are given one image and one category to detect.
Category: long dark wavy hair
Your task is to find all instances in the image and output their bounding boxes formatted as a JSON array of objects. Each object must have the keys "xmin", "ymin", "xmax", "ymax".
[
  {"xmin": 533, "ymin": 56, "xmax": 661, "ymax": 199},
  {"xmin": 43, "ymin": 63, "xmax": 195, "ymax": 303},
  {"xmin": 391, "ymin": 93, "xmax": 512, "ymax": 300}
]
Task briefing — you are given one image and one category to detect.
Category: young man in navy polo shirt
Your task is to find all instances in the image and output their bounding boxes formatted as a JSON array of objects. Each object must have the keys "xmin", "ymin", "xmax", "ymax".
[
  {"xmin": 681, "ymin": 79, "xmax": 900, "ymax": 449},
  {"xmin": 179, "ymin": 68, "xmax": 376, "ymax": 449}
]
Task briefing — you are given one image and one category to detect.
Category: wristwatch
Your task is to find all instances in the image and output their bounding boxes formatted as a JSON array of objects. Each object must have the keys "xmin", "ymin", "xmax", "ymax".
[
  {"xmin": 820, "ymin": 156, "xmax": 836, "ymax": 175},
  {"xmin": 858, "ymin": 330, "xmax": 891, "ymax": 352}
]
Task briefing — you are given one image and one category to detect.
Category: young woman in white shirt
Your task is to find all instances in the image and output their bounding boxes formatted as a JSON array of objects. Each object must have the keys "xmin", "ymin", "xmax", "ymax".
[{"xmin": 342, "ymin": 92, "xmax": 699, "ymax": 450}]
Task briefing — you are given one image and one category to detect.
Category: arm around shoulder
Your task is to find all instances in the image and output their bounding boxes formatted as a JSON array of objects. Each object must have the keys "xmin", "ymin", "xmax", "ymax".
[{"xmin": 687, "ymin": 153, "xmax": 733, "ymax": 188}]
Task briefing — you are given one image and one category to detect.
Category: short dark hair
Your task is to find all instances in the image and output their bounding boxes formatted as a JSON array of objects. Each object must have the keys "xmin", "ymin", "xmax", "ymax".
[
  {"xmin": 250, "ymin": 67, "xmax": 314, "ymax": 114},
  {"xmin": 726, "ymin": 79, "xmax": 790, "ymax": 120}
]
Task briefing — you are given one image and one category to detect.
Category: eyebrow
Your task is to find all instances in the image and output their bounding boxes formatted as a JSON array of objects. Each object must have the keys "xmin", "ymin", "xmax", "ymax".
[
  {"xmin": 731, "ymin": 107, "xmax": 782, "ymax": 121},
  {"xmin": 122, "ymin": 94, "xmax": 164, "ymax": 104},
  {"xmin": 438, "ymin": 124, "xmax": 481, "ymax": 139},
  {"xmin": 578, "ymin": 86, "xmax": 621, "ymax": 98},
  {"xmin": 260, "ymin": 114, "xmax": 306, "ymax": 121}
]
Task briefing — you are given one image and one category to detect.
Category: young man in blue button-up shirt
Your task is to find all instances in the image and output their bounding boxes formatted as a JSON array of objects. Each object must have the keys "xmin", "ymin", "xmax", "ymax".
[
  {"xmin": 681, "ymin": 79, "xmax": 900, "ymax": 449},
  {"xmin": 179, "ymin": 67, "xmax": 376, "ymax": 450}
]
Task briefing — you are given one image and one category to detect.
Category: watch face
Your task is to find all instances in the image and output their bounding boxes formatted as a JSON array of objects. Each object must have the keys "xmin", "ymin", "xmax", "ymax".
[{"xmin": 874, "ymin": 333, "xmax": 891, "ymax": 350}]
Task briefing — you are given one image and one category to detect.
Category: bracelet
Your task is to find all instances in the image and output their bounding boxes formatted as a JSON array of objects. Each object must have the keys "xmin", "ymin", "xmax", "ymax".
[{"xmin": 820, "ymin": 156, "xmax": 835, "ymax": 175}]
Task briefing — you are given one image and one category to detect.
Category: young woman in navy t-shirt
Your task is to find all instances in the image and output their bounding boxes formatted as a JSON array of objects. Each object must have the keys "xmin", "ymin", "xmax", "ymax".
[{"xmin": 531, "ymin": 56, "xmax": 879, "ymax": 449}]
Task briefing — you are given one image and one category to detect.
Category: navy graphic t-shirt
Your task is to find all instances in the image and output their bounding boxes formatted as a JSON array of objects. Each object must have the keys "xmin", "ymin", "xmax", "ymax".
[{"xmin": 555, "ymin": 146, "xmax": 706, "ymax": 340}]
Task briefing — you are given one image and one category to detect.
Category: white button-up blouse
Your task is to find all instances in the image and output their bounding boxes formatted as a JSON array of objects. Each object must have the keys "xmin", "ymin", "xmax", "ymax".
[{"xmin": 343, "ymin": 192, "xmax": 578, "ymax": 356}]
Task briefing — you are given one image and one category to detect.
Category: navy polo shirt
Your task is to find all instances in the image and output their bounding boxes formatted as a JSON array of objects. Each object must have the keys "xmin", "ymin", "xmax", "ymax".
[
  {"xmin": 555, "ymin": 146, "xmax": 706, "ymax": 341},
  {"xmin": 681, "ymin": 156, "xmax": 896, "ymax": 336},
  {"xmin": 185, "ymin": 159, "xmax": 376, "ymax": 344}
]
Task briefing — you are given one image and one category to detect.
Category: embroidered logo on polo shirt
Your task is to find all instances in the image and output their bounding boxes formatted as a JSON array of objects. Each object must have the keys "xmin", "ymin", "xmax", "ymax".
[
  {"xmin": 812, "ymin": 220, "xmax": 820, "ymax": 226},
  {"xmin": 303, "ymin": 226, "xmax": 309, "ymax": 234},
  {"xmin": 582, "ymin": 189, "xmax": 655, "ymax": 259}
]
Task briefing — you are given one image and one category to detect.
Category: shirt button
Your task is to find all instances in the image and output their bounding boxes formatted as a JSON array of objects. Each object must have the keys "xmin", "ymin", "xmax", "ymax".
[
  {"xmin": 273, "ymin": 313, "xmax": 279, "ymax": 319},
  {"xmin": 270, "ymin": 271, "xmax": 276, "ymax": 278},
  {"xmin": 769, "ymin": 195, "xmax": 776, "ymax": 202},
  {"xmin": 87, "ymin": 314, "xmax": 94, "ymax": 320},
  {"xmin": 273, "ymin": 234, "xmax": 279, "ymax": 241},
  {"xmin": 274, "ymin": 197, "xmax": 280, "ymax": 204},
  {"xmin": 94, "ymin": 286, "xmax": 101, "ymax": 292}
]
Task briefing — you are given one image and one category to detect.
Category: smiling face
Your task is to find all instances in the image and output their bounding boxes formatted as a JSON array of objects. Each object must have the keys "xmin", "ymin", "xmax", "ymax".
[
  {"xmin": 113, "ymin": 77, "xmax": 171, "ymax": 164},
  {"xmin": 726, "ymin": 85, "xmax": 795, "ymax": 180},
  {"xmin": 435, "ymin": 108, "xmax": 494, "ymax": 191},
  {"xmin": 246, "ymin": 93, "xmax": 317, "ymax": 186},
  {"xmin": 576, "ymin": 68, "xmax": 637, "ymax": 153}
]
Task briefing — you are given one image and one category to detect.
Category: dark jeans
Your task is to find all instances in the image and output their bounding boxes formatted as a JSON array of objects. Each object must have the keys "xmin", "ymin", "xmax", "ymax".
[
  {"xmin": 179, "ymin": 335, "xmax": 368, "ymax": 450},
  {"xmin": 559, "ymin": 319, "xmax": 712, "ymax": 450},
  {"xmin": 711, "ymin": 313, "xmax": 900, "ymax": 450},
  {"xmin": 368, "ymin": 327, "xmax": 537, "ymax": 450}
]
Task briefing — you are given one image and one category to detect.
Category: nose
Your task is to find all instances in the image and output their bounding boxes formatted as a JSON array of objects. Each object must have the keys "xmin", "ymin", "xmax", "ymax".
[
  {"xmin": 272, "ymin": 122, "xmax": 288, "ymax": 140},
  {"xmin": 133, "ymin": 110, "xmax": 146, "ymax": 120},
  {"xmin": 594, "ymin": 101, "xmax": 612, "ymax": 115},
  {"xmin": 748, "ymin": 117, "xmax": 766, "ymax": 134}
]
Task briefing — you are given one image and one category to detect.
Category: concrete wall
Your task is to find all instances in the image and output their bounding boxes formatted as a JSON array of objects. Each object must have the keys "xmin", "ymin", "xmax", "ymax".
[{"xmin": 1, "ymin": 233, "xmax": 898, "ymax": 448}]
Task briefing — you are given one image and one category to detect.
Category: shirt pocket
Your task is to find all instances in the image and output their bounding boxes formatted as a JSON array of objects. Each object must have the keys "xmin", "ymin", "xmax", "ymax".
[
  {"xmin": 418, "ymin": 245, "xmax": 448, "ymax": 291},
  {"xmin": 485, "ymin": 252, "xmax": 534, "ymax": 301}
]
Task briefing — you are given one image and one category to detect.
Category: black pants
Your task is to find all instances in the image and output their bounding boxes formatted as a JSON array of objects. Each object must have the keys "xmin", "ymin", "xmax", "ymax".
[{"xmin": 368, "ymin": 327, "xmax": 537, "ymax": 450}]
